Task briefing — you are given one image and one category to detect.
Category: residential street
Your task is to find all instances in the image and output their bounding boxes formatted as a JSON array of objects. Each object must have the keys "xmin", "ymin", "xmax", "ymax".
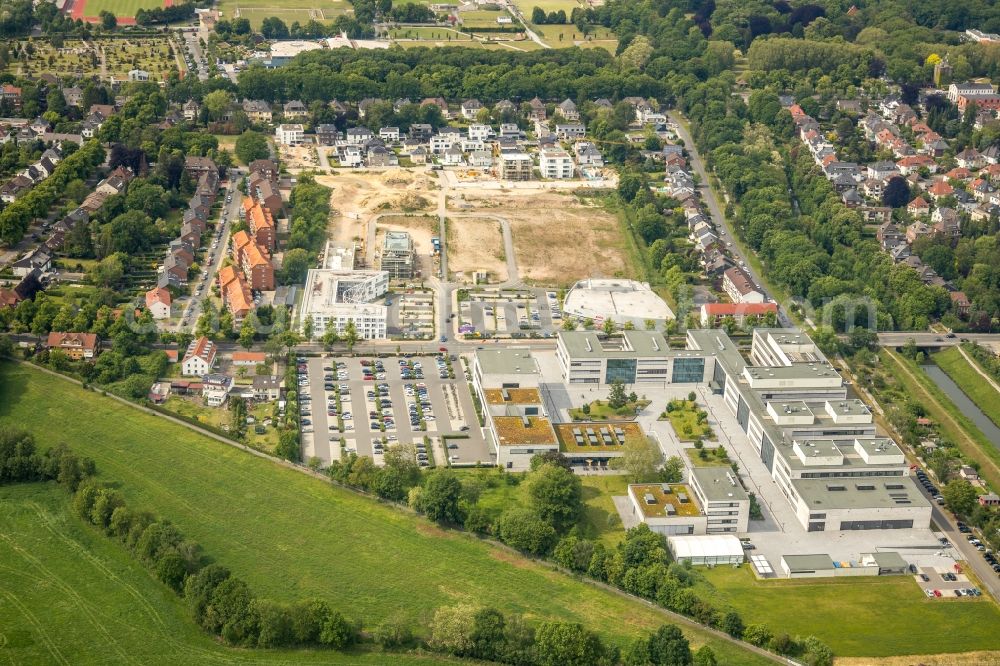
[
  {"xmin": 667, "ymin": 111, "xmax": 794, "ymax": 328},
  {"xmin": 175, "ymin": 171, "xmax": 242, "ymax": 331}
]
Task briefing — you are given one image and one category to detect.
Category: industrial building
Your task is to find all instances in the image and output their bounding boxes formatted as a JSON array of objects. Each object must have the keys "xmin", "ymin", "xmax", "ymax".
[{"xmin": 299, "ymin": 241, "xmax": 390, "ymax": 340}]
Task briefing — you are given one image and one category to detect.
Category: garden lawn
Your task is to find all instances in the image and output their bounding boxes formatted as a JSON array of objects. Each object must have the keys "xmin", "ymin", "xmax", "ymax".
[
  {"xmin": 0, "ymin": 362, "xmax": 769, "ymax": 664},
  {"xmin": 697, "ymin": 566, "xmax": 1000, "ymax": 658},
  {"xmin": 933, "ymin": 347, "xmax": 1000, "ymax": 429},
  {"xmin": 0, "ymin": 483, "xmax": 446, "ymax": 665}
]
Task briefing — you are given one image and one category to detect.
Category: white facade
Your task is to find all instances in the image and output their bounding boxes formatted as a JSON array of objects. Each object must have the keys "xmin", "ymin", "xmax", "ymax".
[
  {"xmin": 300, "ymin": 258, "xmax": 390, "ymax": 340},
  {"xmin": 539, "ymin": 148, "xmax": 574, "ymax": 179},
  {"xmin": 275, "ymin": 124, "xmax": 304, "ymax": 146}
]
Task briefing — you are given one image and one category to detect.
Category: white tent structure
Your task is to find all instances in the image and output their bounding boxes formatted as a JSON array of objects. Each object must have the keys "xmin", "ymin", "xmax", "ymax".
[{"xmin": 666, "ymin": 535, "xmax": 744, "ymax": 566}]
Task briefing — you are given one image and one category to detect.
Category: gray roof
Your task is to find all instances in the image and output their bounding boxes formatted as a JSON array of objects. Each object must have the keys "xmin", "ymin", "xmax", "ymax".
[
  {"xmin": 690, "ymin": 467, "xmax": 748, "ymax": 502},
  {"xmin": 792, "ymin": 476, "xmax": 929, "ymax": 510},
  {"xmin": 475, "ymin": 349, "xmax": 538, "ymax": 376}
]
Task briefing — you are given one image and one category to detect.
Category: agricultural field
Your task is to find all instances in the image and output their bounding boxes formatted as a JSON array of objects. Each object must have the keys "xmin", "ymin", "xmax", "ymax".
[
  {"xmin": 0, "ymin": 483, "xmax": 445, "ymax": 665},
  {"xmin": 0, "ymin": 362, "xmax": 770, "ymax": 665},
  {"xmin": 459, "ymin": 190, "xmax": 636, "ymax": 286},
  {"xmin": 697, "ymin": 566, "xmax": 1000, "ymax": 658},
  {"xmin": 446, "ymin": 216, "xmax": 507, "ymax": 282}
]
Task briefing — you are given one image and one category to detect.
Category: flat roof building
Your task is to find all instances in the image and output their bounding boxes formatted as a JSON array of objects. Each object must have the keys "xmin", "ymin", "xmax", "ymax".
[
  {"xmin": 300, "ymin": 243, "xmax": 389, "ymax": 340},
  {"xmin": 563, "ymin": 279, "xmax": 673, "ymax": 328},
  {"xmin": 667, "ymin": 534, "xmax": 744, "ymax": 566}
]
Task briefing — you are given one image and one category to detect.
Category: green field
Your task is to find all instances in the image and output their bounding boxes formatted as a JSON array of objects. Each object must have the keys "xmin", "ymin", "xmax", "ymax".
[
  {"xmin": 934, "ymin": 347, "xmax": 1000, "ymax": 429},
  {"xmin": 465, "ymin": 470, "xmax": 627, "ymax": 546},
  {"xmin": 0, "ymin": 483, "xmax": 446, "ymax": 665},
  {"xmin": 513, "ymin": 0, "xmax": 580, "ymax": 13},
  {"xmin": 82, "ymin": 0, "xmax": 166, "ymax": 18},
  {"xmin": 216, "ymin": 0, "xmax": 352, "ymax": 28},
  {"xmin": 0, "ymin": 362, "xmax": 769, "ymax": 665},
  {"xmin": 697, "ymin": 566, "xmax": 1000, "ymax": 658}
]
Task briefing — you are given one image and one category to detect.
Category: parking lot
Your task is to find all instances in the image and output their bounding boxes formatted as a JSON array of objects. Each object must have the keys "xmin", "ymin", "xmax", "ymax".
[
  {"xmin": 299, "ymin": 354, "xmax": 492, "ymax": 468},
  {"xmin": 387, "ymin": 290, "xmax": 435, "ymax": 339},
  {"xmin": 913, "ymin": 565, "xmax": 981, "ymax": 599},
  {"xmin": 457, "ymin": 288, "xmax": 562, "ymax": 338}
]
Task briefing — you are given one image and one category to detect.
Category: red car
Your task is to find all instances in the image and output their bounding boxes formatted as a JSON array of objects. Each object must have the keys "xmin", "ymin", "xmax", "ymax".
[
  {"xmin": 933, "ymin": 590, "xmax": 942, "ymax": 597},
  {"xmin": 439, "ymin": 347, "xmax": 448, "ymax": 352}
]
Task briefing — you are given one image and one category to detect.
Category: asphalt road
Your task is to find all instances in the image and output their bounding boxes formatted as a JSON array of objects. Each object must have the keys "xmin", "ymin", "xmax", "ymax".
[
  {"xmin": 176, "ymin": 172, "xmax": 243, "ymax": 331},
  {"xmin": 877, "ymin": 332, "xmax": 1000, "ymax": 348},
  {"xmin": 667, "ymin": 111, "xmax": 793, "ymax": 328},
  {"xmin": 926, "ymin": 488, "xmax": 1000, "ymax": 600}
]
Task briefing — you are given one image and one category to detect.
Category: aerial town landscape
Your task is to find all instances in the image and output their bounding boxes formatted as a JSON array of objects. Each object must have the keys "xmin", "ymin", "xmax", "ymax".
[{"xmin": 3, "ymin": 0, "xmax": 1000, "ymax": 664}]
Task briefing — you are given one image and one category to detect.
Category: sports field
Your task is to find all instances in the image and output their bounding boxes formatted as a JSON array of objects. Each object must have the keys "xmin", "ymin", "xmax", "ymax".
[
  {"xmin": 216, "ymin": 0, "xmax": 352, "ymax": 28},
  {"xmin": 0, "ymin": 362, "xmax": 770, "ymax": 665},
  {"xmin": 70, "ymin": 0, "xmax": 166, "ymax": 23}
]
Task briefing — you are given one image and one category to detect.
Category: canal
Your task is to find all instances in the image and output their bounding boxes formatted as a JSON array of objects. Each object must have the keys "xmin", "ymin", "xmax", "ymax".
[{"xmin": 922, "ymin": 364, "xmax": 1000, "ymax": 447}]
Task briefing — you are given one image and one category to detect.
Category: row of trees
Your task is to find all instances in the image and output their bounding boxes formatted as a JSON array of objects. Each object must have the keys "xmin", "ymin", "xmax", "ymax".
[
  {"xmin": 73, "ymin": 477, "xmax": 362, "ymax": 649},
  {"xmin": 0, "ymin": 428, "xmax": 94, "ymax": 489},
  {"xmin": 0, "ymin": 139, "xmax": 104, "ymax": 246}
]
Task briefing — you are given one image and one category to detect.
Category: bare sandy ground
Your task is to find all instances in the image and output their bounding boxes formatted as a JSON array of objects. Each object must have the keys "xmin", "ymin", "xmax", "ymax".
[
  {"xmin": 457, "ymin": 190, "xmax": 632, "ymax": 285},
  {"xmin": 316, "ymin": 170, "xmax": 437, "ymax": 243},
  {"xmin": 375, "ymin": 214, "xmax": 438, "ymax": 277},
  {"xmin": 447, "ymin": 216, "xmax": 507, "ymax": 282}
]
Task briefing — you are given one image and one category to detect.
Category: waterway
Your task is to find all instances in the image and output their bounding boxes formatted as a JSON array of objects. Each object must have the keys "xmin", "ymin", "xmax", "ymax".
[{"xmin": 922, "ymin": 364, "xmax": 1000, "ymax": 447}]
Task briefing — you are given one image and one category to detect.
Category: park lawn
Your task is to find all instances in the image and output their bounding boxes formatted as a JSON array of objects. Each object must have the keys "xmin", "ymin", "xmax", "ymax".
[
  {"xmin": 934, "ymin": 347, "xmax": 1000, "ymax": 429},
  {"xmin": 389, "ymin": 27, "xmax": 476, "ymax": 40},
  {"xmin": 569, "ymin": 399, "xmax": 649, "ymax": 421},
  {"xmin": 0, "ymin": 483, "xmax": 448, "ymax": 666},
  {"xmin": 578, "ymin": 474, "xmax": 628, "ymax": 546},
  {"xmin": 461, "ymin": 10, "xmax": 512, "ymax": 28},
  {"xmin": 162, "ymin": 395, "xmax": 231, "ymax": 430},
  {"xmin": 573, "ymin": 39, "xmax": 618, "ymax": 53},
  {"xmin": 664, "ymin": 401, "xmax": 713, "ymax": 441},
  {"xmin": 696, "ymin": 566, "xmax": 1000, "ymax": 658},
  {"xmin": 513, "ymin": 0, "xmax": 580, "ymax": 14},
  {"xmin": 82, "ymin": 0, "xmax": 166, "ymax": 18},
  {"xmin": 0, "ymin": 362, "xmax": 770, "ymax": 665}
]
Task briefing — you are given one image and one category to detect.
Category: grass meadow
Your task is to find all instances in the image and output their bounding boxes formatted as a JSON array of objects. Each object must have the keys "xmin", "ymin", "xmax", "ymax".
[
  {"xmin": 0, "ymin": 362, "xmax": 770, "ymax": 664},
  {"xmin": 0, "ymin": 483, "xmax": 449, "ymax": 665}
]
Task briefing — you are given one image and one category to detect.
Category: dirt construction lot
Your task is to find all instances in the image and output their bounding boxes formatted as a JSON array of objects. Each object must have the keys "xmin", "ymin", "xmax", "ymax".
[
  {"xmin": 457, "ymin": 190, "xmax": 634, "ymax": 285},
  {"xmin": 316, "ymin": 170, "xmax": 437, "ymax": 244},
  {"xmin": 447, "ymin": 217, "xmax": 507, "ymax": 282}
]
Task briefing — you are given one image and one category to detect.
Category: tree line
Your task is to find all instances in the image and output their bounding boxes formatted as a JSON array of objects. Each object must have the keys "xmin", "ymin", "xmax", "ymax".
[
  {"xmin": 0, "ymin": 140, "xmax": 104, "ymax": 247},
  {"xmin": 326, "ymin": 450, "xmax": 833, "ymax": 665}
]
